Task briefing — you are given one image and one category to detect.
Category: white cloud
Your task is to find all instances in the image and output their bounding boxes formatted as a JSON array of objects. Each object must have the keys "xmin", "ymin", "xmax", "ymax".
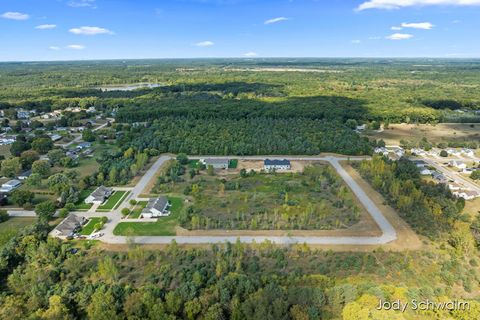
[
  {"xmin": 68, "ymin": 0, "xmax": 96, "ymax": 8},
  {"xmin": 264, "ymin": 17, "xmax": 289, "ymax": 25},
  {"xmin": 391, "ymin": 26, "xmax": 403, "ymax": 30},
  {"xmin": 401, "ymin": 22, "xmax": 434, "ymax": 29},
  {"xmin": 1, "ymin": 12, "xmax": 29, "ymax": 20},
  {"xmin": 195, "ymin": 41, "xmax": 214, "ymax": 47},
  {"xmin": 243, "ymin": 52, "xmax": 258, "ymax": 57},
  {"xmin": 69, "ymin": 26, "xmax": 114, "ymax": 35},
  {"xmin": 368, "ymin": 36, "xmax": 382, "ymax": 40},
  {"xmin": 67, "ymin": 44, "xmax": 85, "ymax": 50},
  {"xmin": 357, "ymin": 0, "xmax": 480, "ymax": 11},
  {"xmin": 36, "ymin": 24, "xmax": 57, "ymax": 30},
  {"xmin": 386, "ymin": 33, "xmax": 414, "ymax": 40},
  {"xmin": 351, "ymin": 40, "xmax": 361, "ymax": 44},
  {"xmin": 49, "ymin": 46, "xmax": 60, "ymax": 51}
]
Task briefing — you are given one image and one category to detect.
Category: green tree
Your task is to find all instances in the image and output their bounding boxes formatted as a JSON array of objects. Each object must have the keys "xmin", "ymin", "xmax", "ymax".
[
  {"xmin": 47, "ymin": 173, "xmax": 71, "ymax": 195},
  {"xmin": 31, "ymin": 160, "xmax": 51, "ymax": 178},
  {"xmin": 176, "ymin": 153, "xmax": 189, "ymax": 165},
  {"xmin": 0, "ymin": 209, "xmax": 9, "ymax": 223},
  {"xmin": 121, "ymin": 208, "xmax": 131, "ymax": 217},
  {"xmin": 87, "ymin": 287, "xmax": 118, "ymax": 320},
  {"xmin": 1, "ymin": 157, "xmax": 21, "ymax": 178},
  {"xmin": 25, "ymin": 173, "xmax": 42, "ymax": 187},
  {"xmin": 31, "ymin": 137, "xmax": 54, "ymax": 154},
  {"xmin": 11, "ymin": 189, "xmax": 34, "ymax": 207},
  {"xmin": 19, "ymin": 150, "xmax": 39, "ymax": 169},
  {"xmin": 207, "ymin": 165, "xmax": 215, "ymax": 176},
  {"xmin": 41, "ymin": 295, "xmax": 72, "ymax": 320},
  {"xmin": 82, "ymin": 129, "xmax": 96, "ymax": 142},
  {"xmin": 47, "ymin": 149, "xmax": 66, "ymax": 165},
  {"xmin": 471, "ymin": 170, "xmax": 480, "ymax": 180},
  {"xmin": 35, "ymin": 200, "xmax": 56, "ymax": 221}
]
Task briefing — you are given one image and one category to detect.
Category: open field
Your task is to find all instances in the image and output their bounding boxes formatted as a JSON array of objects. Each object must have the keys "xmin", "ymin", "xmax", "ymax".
[
  {"xmin": 113, "ymin": 197, "xmax": 183, "ymax": 236},
  {"xmin": 156, "ymin": 162, "xmax": 366, "ymax": 231},
  {"xmin": 74, "ymin": 188, "xmax": 94, "ymax": 210},
  {"xmin": 0, "ymin": 217, "xmax": 36, "ymax": 246},
  {"xmin": 97, "ymin": 191, "xmax": 128, "ymax": 211},
  {"xmin": 364, "ymin": 123, "xmax": 480, "ymax": 145},
  {"xmin": 80, "ymin": 217, "xmax": 102, "ymax": 235}
]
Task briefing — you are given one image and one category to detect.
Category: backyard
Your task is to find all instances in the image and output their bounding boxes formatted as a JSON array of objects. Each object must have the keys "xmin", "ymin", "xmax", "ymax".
[
  {"xmin": 113, "ymin": 197, "xmax": 183, "ymax": 236},
  {"xmin": 0, "ymin": 217, "xmax": 37, "ymax": 246},
  {"xmin": 79, "ymin": 217, "xmax": 102, "ymax": 235}
]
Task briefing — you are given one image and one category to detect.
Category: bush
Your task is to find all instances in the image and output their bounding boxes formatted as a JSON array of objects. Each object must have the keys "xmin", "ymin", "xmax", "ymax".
[
  {"xmin": 0, "ymin": 209, "xmax": 9, "ymax": 223},
  {"xmin": 471, "ymin": 170, "xmax": 480, "ymax": 180},
  {"xmin": 101, "ymin": 216, "xmax": 108, "ymax": 224},
  {"xmin": 121, "ymin": 208, "xmax": 131, "ymax": 217},
  {"xmin": 58, "ymin": 208, "xmax": 69, "ymax": 218},
  {"xmin": 129, "ymin": 199, "xmax": 137, "ymax": 206},
  {"xmin": 440, "ymin": 150, "xmax": 448, "ymax": 157}
]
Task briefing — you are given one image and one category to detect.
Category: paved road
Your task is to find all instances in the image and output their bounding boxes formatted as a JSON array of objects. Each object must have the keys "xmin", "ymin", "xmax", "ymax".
[
  {"xmin": 91, "ymin": 155, "xmax": 398, "ymax": 245},
  {"xmin": 56, "ymin": 119, "xmax": 113, "ymax": 148},
  {"xmin": 420, "ymin": 157, "xmax": 480, "ymax": 192},
  {"xmin": 7, "ymin": 210, "xmax": 37, "ymax": 217}
]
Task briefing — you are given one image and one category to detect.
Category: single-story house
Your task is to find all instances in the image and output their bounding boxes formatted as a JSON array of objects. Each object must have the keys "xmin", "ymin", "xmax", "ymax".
[
  {"xmin": 50, "ymin": 214, "xmax": 86, "ymax": 239},
  {"xmin": 264, "ymin": 159, "xmax": 291, "ymax": 171},
  {"xmin": 461, "ymin": 148, "xmax": 475, "ymax": 157},
  {"xmin": 50, "ymin": 134, "xmax": 62, "ymax": 142},
  {"xmin": 17, "ymin": 170, "xmax": 32, "ymax": 180},
  {"xmin": 200, "ymin": 158, "xmax": 229, "ymax": 169},
  {"xmin": 85, "ymin": 186, "xmax": 114, "ymax": 204},
  {"xmin": 420, "ymin": 168, "xmax": 432, "ymax": 175},
  {"xmin": 448, "ymin": 183, "xmax": 463, "ymax": 191},
  {"xmin": 453, "ymin": 189, "xmax": 480, "ymax": 201},
  {"xmin": 0, "ymin": 179, "xmax": 22, "ymax": 193},
  {"xmin": 448, "ymin": 160, "xmax": 467, "ymax": 170},
  {"xmin": 142, "ymin": 196, "xmax": 171, "ymax": 218},
  {"xmin": 446, "ymin": 148, "xmax": 462, "ymax": 157},
  {"xmin": 374, "ymin": 147, "xmax": 389, "ymax": 156},
  {"xmin": 412, "ymin": 160, "xmax": 427, "ymax": 168},
  {"xmin": 356, "ymin": 124, "xmax": 366, "ymax": 131},
  {"xmin": 432, "ymin": 172, "xmax": 448, "ymax": 184},
  {"xmin": 77, "ymin": 142, "xmax": 92, "ymax": 150},
  {"xmin": 411, "ymin": 148, "xmax": 426, "ymax": 156}
]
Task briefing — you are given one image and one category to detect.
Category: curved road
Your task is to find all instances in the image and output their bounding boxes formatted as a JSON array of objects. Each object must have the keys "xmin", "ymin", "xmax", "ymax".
[{"xmin": 92, "ymin": 155, "xmax": 398, "ymax": 245}]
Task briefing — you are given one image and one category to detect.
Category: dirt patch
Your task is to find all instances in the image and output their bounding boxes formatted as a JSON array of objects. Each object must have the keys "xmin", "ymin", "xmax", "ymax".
[{"xmin": 236, "ymin": 160, "xmax": 312, "ymax": 173}]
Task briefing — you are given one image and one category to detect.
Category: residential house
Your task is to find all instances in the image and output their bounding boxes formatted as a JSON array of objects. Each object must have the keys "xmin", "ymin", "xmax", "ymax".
[
  {"xmin": 17, "ymin": 170, "xmax": 32, "ymax": 180},
  {"xmin": 432, "ymin": 171, "xmax": 448, "ymax": 184},
  {"xmin": 84, "ymin": 186, "xmax": 114, "ymax": 204},
  {"xmin": 50, "ymin": 214, "xmax": 86, "ymax": 239},
  {"xmin": 461, "ymin": 148, "xmax": 475, "ymax": 157},
  {"xmin": 412, "ymin": 160, "xmax": 427, "ymax": 168},
  {"xmin": 0, "ymin": 179, "xmax": 22, "ymax": 193},
  {"xmin": 49, "ymin": 134, "xmax": 62, "ymax": 142},
  {"xmin": 411, "ymin": 148, "xmax": 426, "ymax": 156},
  {"xmin": 141, "ymin": 196, "xmax": 171, "ymax": 218},
  {"xmin": 448, "ymin": 160, "xmax": 467, "ymax": 170},
  {"xmin": 374, "ymin": 147, "xmax": 389, "ymax": 156},
  {"xmin": 453, "ymin": 189, "xmax": 480, "ymax": 201},
  {"xmin": 420, "ymin": 168, "xmax": 432, "ymax": 175},
  {"xmin": 200, "ymin": 158, "xmax": 229, "ymax": 169},
  {"xmin": 264, "ymin": 159, "xmax": 291, "ymax": 171},
  {"xmin": 448, "ymin": 182, "xmax": 463, "ymax": 191},
  {"xmin": 446, "ymin": 148, "xmax": 462, "ymax": 157}
]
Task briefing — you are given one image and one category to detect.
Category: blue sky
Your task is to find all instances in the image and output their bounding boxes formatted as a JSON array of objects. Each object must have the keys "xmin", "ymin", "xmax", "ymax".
[{"xmin": 0, "ymin": 0, "xmax": 479, "ymax": 61}]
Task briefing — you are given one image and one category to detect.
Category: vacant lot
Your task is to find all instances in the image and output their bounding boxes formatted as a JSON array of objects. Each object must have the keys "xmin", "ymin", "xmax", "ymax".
[
  {"xmin": 365, "ymin": 123, "xmax": 479, "ymax": 145},
  {"xmin": 113, "ymin": 197, "xmax": 183, "ymax": 236},
  {"xmin": 157, "ymin": 162, "xmax": 362, "ymax": 231}
]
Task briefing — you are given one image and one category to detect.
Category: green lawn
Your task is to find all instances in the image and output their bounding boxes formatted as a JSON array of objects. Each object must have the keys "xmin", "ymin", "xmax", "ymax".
[
  {"xmin": 97, "ymin": 191, "xmax": 128, "ymax": 211},
  {"xmin": 0, "ymin": 217, "xmax": 37, "ymax": 247},
  {"xmin": 75, "ymin": 188, "xmax": 94, "ymax": 210},
  {"xmin": 228, "ymin": 159, "xmax": 238, "ymax": 169},
  {"xmin": 129, "ymin": 201, "xmax": 148, "ymax": 219},
  {"xmin": 113, "ymin": 197, "xmax": 183, "ymax": 236},
  {"xmin": 79, "ymin": 217, "xmax": 102, "ymax": 235}
]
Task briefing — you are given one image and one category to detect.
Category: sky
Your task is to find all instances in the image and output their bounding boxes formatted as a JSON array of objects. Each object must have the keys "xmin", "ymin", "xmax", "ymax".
[{"xmin": 0, "ymin": 0, "xmax": 480, "ymax": 61}]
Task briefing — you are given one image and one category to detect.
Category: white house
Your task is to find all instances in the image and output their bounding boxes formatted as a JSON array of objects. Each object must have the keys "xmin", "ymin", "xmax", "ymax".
[
  {"xmin": 420, "ymin": 168, "xmax": 432, "ymax": 175},
  {"xmin": 461, "ymin": 148, "xmax": 475, "ymax": 157},
  {"xmin": 356, "ymin": 124, "xmax": 366, "ymax": 131},
  {"xmin": 85, "ymin": 186, "xmax": 113, "ymax": 204},
  {"xmin": 0, "ymin": 179, "xmax": 22, "ymax": 193},
  {"xmin": 453, "ymin": 190, "xmax": 480, "ymax": 200},
  {"xmin": 448, "ymin": 183, "xmax": 463, "ymax": 191},
  {"xmin": 448, "ymin": 160, "xmax": 467, "ymax": 170},
  {"xmin": 141, "ymin": 196, "xmax": 171, "ymax": 218},
  {"xmin": 446, "ymin": 148, "xmax": 462, "ymax": 157},
  {"xmin": 374, "ymin": 147, "xmax": 389, "ymax": 156},
  {"xmin": 264, "ymin": 159, "xmax": 291, "ymax": 171},
  {"xmin": 200, "ymin": 158, "xmax": 229, "ymax": 169}
]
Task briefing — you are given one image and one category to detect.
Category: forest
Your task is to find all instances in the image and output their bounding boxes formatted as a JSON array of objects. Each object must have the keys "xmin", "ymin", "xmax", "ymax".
[{"xmin": 0, "ymin": 221, "xmax": 479, "ymax": 320}]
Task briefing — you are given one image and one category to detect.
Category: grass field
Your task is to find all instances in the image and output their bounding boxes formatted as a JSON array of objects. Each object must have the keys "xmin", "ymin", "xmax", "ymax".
[
  {"xmin": 128, "ymin": 201, "xmax": 148, "ymax": 219},
  {"xmin": 156, "ymin": 163, "xmax": 361, "ymax": 230},
  {"xmin": 113, "ymin": 197, "xmax": 183, "ymax": 236},
  {"xmin": 364, "ymin": 123, "xmax": 480, "ymax": 145},
  {"xmin": 97, "ymin": 191, "xmax": 127, "ymax": 211},
  {"xmin": 75, "ymin": 188, "xmax": 94, "ymax": 210},
  {"xmin": 77, "ymin": 158, "xmax": 100, "ymax": 178},
  {"xmin": 0, "ymin": 144, "xmax": 11, "ymax": 158},
  {"xmin": 0, "ymin": 217, "xmax": 36, "ymax": 247},
  {"xmin": 79, "ymin": 217, "xmax": 102, "ymax": 235}
]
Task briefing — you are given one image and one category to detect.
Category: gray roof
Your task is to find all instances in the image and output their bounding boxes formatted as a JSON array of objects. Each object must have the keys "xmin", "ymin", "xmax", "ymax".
[
  {"xmin": 3, "ymin": 179, "xmax": 21, "ymax": 187},
  {"xmin": 264, "ymin": 159, "xmax": 291, "ymax": 166},
  {"xmin": 90, "ymin": 186, "xmax": 113, "ymax": 201},
  {"xmin": 203, "ymin": 158, "xmax": 229, "ymax": 166},
  {"xmin": 55, "ymin": 214, "xmax": 85, "ymax": 236},
  {"xmin": 143, "ymin": 196, "xmax": 169, "ymax": 214}
]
